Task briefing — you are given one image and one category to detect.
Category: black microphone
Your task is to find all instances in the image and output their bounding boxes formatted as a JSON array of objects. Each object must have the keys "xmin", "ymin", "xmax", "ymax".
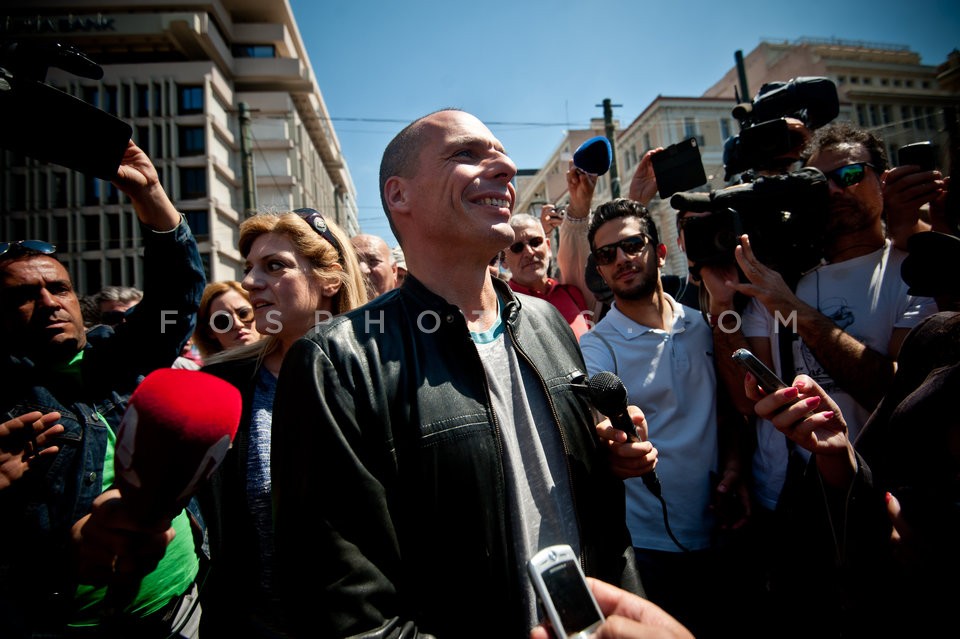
[
  {"xmin": 586, "ymin": 371, "xmax": 662, "ymax": 497},
  {"xmin": 573, "ymin": 135, "xmax": 612, "ymax": 176}
]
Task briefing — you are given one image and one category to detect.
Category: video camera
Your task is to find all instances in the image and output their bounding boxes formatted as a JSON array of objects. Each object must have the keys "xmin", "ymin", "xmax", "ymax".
[
  {"xmin": 722, "ymin": 77, "xmax": 839, "ymax": 180},
  {"xmin": 671, "ymin": 167, "xmax": 830, "ymax": 288},
  {"xmin": 0, "ymin": 40, "xmax": 132, "ymax": 180}
]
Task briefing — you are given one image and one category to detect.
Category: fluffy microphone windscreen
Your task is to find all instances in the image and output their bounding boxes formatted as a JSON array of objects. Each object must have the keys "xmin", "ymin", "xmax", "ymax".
[
  {"xmin": 573, "ymin": 136, "xmax": 612, "ymax": 176},
  {"xmin": 114, "ymin": 368, "xmax": 242, "ymax": 524}
]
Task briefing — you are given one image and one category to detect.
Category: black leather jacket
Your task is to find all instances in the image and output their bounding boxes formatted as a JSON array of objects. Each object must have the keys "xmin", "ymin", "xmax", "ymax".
[{"xmin": 272, "ymin": 275, "xmax": 640, "ymax": 638}]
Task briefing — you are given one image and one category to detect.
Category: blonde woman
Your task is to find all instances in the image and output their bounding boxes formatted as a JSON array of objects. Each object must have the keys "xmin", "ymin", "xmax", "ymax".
[
  {"xmin": 193, "ymin": 280, "xmax": 262, "ymax": 359},
  {"xmin": 198, "ymin": 209, "xmax": 367, "ymax": 637}
]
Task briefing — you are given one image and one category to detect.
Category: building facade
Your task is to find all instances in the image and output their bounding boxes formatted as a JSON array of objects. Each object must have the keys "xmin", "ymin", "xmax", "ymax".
[{"xmin": 0, "ymin": 0, "xmax": 358, "ymax": 293}]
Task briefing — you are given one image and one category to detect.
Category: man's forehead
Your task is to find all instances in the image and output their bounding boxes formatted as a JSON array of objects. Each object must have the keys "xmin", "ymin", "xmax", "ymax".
[
  {"xmin": 809, "ymin": 142, "xmax": 868, "ymax": 169},
  {"xmin": 1, "ymin": 255, "xmax": 71, "ymax": 283},
  {"xmin": 514, "ymin": 221, "xmax": 545, "ymax": 237},
  {"xmin": 423, "ymin": 111, "xmax": 505, "ymax": 152}
]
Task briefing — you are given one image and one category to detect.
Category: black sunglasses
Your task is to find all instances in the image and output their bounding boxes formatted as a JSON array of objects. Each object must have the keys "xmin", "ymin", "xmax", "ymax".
[
  {"xmin": 293, "ymin": 208, "xmax": 345, "ymax": 264},
  {"xmin": 592, "ymin": 235, "xmax": 648, "ymax": 266},
  {"xmin": 0, "ymin": 240, "xmax": 57, "ymax": 258},
  {"xmin": 825, "ymin": 162, "xmax": 876, "ymax": 189},
  {"xmin": 211, "ymin": 306, "xmax": 255, "ymax": 332},
  {"xmin": 508, "ymin": 236, "xmax": 545, "ymax": 254}
]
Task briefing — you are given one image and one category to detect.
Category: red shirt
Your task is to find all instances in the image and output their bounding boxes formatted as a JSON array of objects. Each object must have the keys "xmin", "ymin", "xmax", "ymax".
[{"xmin": 508, "ymin": 278, "xmax": 591, "ymax": 341}]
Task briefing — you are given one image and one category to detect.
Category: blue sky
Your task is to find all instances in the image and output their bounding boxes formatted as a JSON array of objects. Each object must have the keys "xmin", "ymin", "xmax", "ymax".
[{"xmin": 288, "ymin": 0, "xmax": 959, "ymax": 248}]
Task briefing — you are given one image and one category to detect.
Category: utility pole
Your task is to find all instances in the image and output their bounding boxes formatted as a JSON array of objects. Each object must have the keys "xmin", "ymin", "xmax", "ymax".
[
  {"xmin": 597, "ymin": 98, "xmax": 622, "ymax": 197},
  {"xmin": 239, "ymin": 102, "xmax": 258, "ymax": 218}
]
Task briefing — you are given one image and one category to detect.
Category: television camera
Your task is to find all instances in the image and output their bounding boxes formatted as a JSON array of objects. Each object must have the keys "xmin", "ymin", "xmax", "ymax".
[
  {"xmin": 671, "ymin": 167, "xmax": 830, "ymax": 289},
  {"xmin": 722, "ymin": 76, "xmax": 839, "ymax": 181}
]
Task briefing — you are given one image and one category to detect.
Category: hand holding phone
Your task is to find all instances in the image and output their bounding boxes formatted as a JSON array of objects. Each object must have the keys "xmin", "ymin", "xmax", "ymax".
[
  {"xmin": 731, "ymin": 348, "xmax": 787, "ymax": 394},
  {"xmin": 528, "ymin": 545, "xmax": 604, "ymax": 638}
]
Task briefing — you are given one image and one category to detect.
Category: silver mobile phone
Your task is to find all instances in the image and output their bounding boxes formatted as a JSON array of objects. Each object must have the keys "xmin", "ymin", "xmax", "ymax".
[
  {"xmin": 528, "ymin": 544, "xmax": 604, "ymax": 639},
  {"xmin": 732, "ymin": 348, "xmax": 788, "ymax": 394}
]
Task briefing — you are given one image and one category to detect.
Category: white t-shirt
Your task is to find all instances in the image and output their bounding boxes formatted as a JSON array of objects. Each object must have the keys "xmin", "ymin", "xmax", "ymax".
[{"xmin": 742, "ymin": 241, "xmax": 937, "ymax": 509}]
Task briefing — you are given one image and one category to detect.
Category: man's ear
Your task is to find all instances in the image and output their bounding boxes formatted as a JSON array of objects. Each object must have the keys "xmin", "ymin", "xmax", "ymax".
[{"xmin": 384, "ymin": 176, "xmax": 411, "ymax": 215}]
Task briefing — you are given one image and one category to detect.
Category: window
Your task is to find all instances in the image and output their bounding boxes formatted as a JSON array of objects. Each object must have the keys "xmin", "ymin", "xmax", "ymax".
[
  {"xmin": 83, "ymin": 214, "xmax": 101, "ymax": 250},
  {"xmin": 232, "ymin": 44, "xmax": 276, "ymax": 58},
  {"xmin": 185, "ymin": 211, "xmax": 210, "ymax": 239},
  {"xmin": 154, "ymin": 83, "xmax": 164, "ymax": 115},
  {"xmin": 154, "ymin": 124, "xmax": 165, "ymax": 158},
  {"xmin": 868, "ymin": 105, "xmax": 879, "ymax": 127},
  {"xmin": 178, "ymin": 85, "xmax": 204, "ymax": 114},
  {"xmin": 136, "ymin": 84, "xmax": 150, "ymax": 116},
  {"xmin": 37, "ymin": 173, "xmax": 48, "ymax": 209},
  {"xmin": 136, "ymin": 125, "xmax": 150, "ymax": 155},
  {"xmin": 108, "ymin": 258, "xmax": 122, "ymax": 286},
  {"xmin": 12, "ymin": 174, "xmax": 27, "ymax": 210},
  {"xmin": 120, "ymin": 84, "xmax": 131, "ymax": 116},
  {"xmin": 856, "ymin": 105, "xmax": 867, "ymax": 126},
  {"xmin": 178, "ymin": 126, "xmax": 205, "ymax": 156},
  {"xmin": 84, "ymin": 259, "xmax": 102, "ymax": 295},
  {"xmin": 926, "ymin": 107, "xmax": 937, "ymax": 130},
  {"xmin": 106, "ymin": 213, "xmax": 121, "ymax": 249},
  {"xmin": 179, "ymin": 168, "xmax": 207, "ymax": 199},
  {"xmin": 84, "ymin": 175, "xmax": 100, "ymax": 206},
  {"xmin": 902, "ymin": 106, "xmax": 913, "ymax": 129},
  {"xmin": 104, "ymin": 85, "xmax": 118, "ymax": 114},
  {"xmin": 53, "ymin": 173, "xmax": 67, "ymax": 209},
  {"xmin": 720, "ymin": 118, "xmax": 732, "ymax": 141},
  {"xmin": 683, "ymin": 117, "xmax": 697, "ymax": 139},
  {"xmin": 54, "ymin": 216, "xmax": 69, "ymax": 247},
  {"xmin": 881, "ymin": 105, "xmax": 892, "ymax": 125}
]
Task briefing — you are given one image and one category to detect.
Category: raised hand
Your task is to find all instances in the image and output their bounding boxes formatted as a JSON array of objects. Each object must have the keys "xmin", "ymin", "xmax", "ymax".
[{"xmin": 0, "ymin": 411, "xmax": 64, "ymax": 490}]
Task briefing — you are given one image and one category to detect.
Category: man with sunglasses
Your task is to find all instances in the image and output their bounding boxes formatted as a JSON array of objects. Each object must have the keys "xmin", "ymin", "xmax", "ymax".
[
  {"xmin": 0, "ymin": 141, "xmax": 205, "ymax": 638},
  {"xmin": 502, "ymin": 213, "xmax": 591, "ymax": 340},
  {"xmin": 706, "ymin": 121, "xmax": 938, "ymax": 636},
  {"xmin": 579, "ymin": 198, "xmax": 743, "ymax": 638}
]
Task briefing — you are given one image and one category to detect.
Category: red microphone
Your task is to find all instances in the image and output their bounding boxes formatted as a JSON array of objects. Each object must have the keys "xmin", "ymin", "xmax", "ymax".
[{"xmin": 113, "ymin": 367, "xmax": 242, "ymax": 527}]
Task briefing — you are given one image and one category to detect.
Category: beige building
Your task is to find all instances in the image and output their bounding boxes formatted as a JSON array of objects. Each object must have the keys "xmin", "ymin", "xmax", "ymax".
[
  {"xmin": 518, "ymin": 37, "xmax": 959, "ymax": 279},
  {"xmin": 0, "ymin": 0, "xmax": 357, "ymax": 293}
]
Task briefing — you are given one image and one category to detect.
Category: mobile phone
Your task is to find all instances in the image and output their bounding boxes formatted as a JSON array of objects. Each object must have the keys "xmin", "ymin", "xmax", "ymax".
[
  {"xmin": 651, "ymin": 137, "xmax": 708, "ymax": 200},
  {"xmin": 897, "ymin": 141, "xmax": 937, "ymax": 171},
  {"xmin": 731, "ymin": 348, "xmax": 788, "ymax": 394},
  {"xmin": 528, "ymin": 545, "xmax": 604, "ymax": 639}
]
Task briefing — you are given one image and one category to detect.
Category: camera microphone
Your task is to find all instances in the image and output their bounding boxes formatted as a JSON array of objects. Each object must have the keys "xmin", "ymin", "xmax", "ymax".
[
  {"xmin": 573, "ymin": 136, "xmax": 612, "ymax": 176},
  {"xmin": 669, "ymin": 190, "xmax": 713, "ymax": 213},
  {"xmin": 586, "ymin": 371, "xmax": 661, "ymax": 497}
]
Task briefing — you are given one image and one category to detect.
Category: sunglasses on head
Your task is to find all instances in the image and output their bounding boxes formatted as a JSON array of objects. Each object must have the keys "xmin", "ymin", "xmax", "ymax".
[
  {"xmin": 293, "ymin": 208, "xmax": 345, "ymax": 264},
  {"xmin": 508, "ymin": 236, "xmax": 545, "ymax": 254},
  {"xmin": 825, "ymin": 162, "xmax": 876, "ymax": 189},
  {"xmin": 0, "ymin": 240, "xmax": 57, "ymax": 259},
  {"xmin": 592, "ymin": 235, "xmax": 649, "ymax": 266}
]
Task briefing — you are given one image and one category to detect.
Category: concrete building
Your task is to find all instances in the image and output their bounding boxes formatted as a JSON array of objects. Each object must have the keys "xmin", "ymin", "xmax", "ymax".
[{"xmin": 0, "ymin": 0, "xmax": 358, "ymax": 293}]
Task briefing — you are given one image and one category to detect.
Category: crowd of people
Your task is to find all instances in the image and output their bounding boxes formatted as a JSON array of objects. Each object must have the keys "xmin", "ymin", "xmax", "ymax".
[{"xmin": 0, "ymin": 104, "xmax": 954, "ymax": 639}]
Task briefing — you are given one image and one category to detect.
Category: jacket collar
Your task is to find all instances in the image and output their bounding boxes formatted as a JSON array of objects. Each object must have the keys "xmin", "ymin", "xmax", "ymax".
[{"xmin": 399, "ymin": 273, "xmax": 523, "ymax": 329}]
